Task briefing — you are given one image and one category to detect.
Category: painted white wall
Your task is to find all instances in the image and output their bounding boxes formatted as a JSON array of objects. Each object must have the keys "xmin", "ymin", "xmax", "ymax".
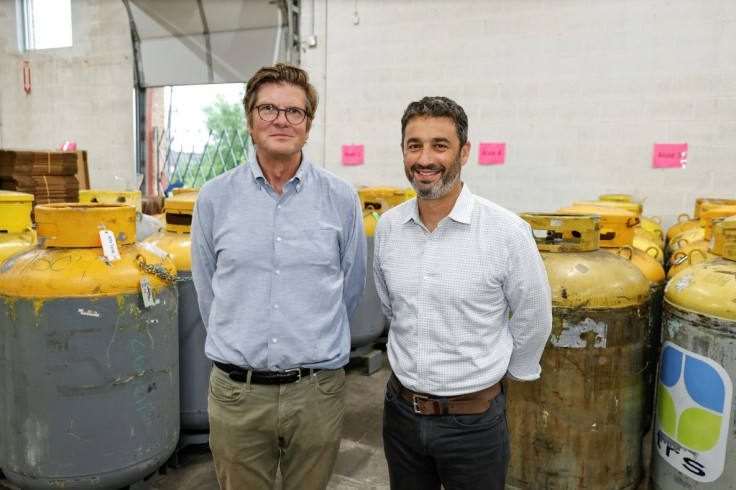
[
  {"xmin": 0, "ymin": 0, "xmax": 135, "ymax": 190},
  {"xmin": 0, "ymin": 0, "xmax": 734, "ymax": 231},
  {"xmin": 300, "ymin": 0, "xmax": 736, "ymax": 231}
]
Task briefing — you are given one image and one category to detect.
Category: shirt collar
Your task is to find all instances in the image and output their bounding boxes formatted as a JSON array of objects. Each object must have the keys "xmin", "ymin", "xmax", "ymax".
[
  {"xmin": 249, "ymin": 153, "xmax": 308, "ymax": 192},
  {"xmin": 403, "ymin": 183, "xmax": 475, "ymax": 226}
]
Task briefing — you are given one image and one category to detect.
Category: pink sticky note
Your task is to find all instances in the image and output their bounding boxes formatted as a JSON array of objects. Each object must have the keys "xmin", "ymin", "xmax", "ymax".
[
  {"xmin": 342, "ymin": 144, "xmax": 364, "ymax": 165},
  {"xmin": 652, "ymin": 143, "xmax": 687, "ymax": 168},
  {"xmin": 478, "ymin": 142, "xmax": 506, "ymax": 165}
]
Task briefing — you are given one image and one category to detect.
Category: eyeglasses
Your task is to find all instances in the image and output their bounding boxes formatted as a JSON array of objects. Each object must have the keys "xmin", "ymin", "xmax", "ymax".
[{"xmin": 254, "ymin": 104, "xmax": 309, "ymax": 125}]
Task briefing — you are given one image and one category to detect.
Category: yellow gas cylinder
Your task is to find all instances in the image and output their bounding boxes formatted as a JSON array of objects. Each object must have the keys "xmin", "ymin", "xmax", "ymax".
[
  {"xmin": 650, "ymin": 218, "xmax": 736, "ymax": 488},
  {"xmin": 667, "ymin": 213, "xmax": 700, "ymax": 242},
  {"xmin": 667, "ymin": 226, "xmax": 706, "ymax": 259},
  {"xmin": 0, "ymin": 203, "xmax": 179, "ymax": 489},
  {"xmin": 349, "ymin": 207, "xmax": 384, "ymax": 363},
  {"xmin": 598, "ymin": 194, "xmax": 665, "ymax": 244},
  {"xmin": 357, "ymin": 186, "xmax": 415, "ymax": 214},
  {"xmin": 575, "ymin": 199, "xmax": 665, "ymax": 257},
  {"xmin": 558, "ymin": 204, "xmax": 665, "ymax": 430},
  {"xmin": 665, "ymin": 207, "xmax": 736, "ymax": 277},
  {"xmin": 0, "ymin": 191, "xmax": 36, "ymax": 262},
  {"xmin": 357, "ymin": 187, "xmax": 415, "ymax": 343},
  {"xmin": 79, "ymin": 189, "xmax": 164, "ymax": 241},
  {"xmin": 507, "ymin": 213, "xmax": 650, "ymax": 489},
  {"xmin": 142, "ymin": 192, "xmax": 206, "ymax": 453}
]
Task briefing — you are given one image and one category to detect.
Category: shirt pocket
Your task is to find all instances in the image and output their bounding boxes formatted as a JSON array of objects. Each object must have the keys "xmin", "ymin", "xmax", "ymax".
[{"xmin": 298, "ymin": 229, "xmax": 339, "ymax": 267}]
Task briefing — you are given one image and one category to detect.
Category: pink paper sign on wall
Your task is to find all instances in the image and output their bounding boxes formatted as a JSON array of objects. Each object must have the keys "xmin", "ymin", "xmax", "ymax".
[
  {"xmin": 652, "ymin": 143, "xmax": 687, "ymax": 168},
  {"xmin": 478, "ymin": 142, "xmax": 506, "ymax": 165},
  {"xmin": 342, "ymin": 144, "xmax": 364, "ymax": 165}
]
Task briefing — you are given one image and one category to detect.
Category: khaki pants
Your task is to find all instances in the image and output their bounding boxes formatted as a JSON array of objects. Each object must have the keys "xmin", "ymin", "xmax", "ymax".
[{"xmin": 208, "ymin": 365, "xmax": 346, "ymax": 490}]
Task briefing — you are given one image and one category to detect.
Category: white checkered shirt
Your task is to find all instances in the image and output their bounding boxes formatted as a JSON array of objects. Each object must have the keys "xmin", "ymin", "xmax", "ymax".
[{"xmin": 373, "ymin": 184, "xmax": 552, "ymax": 397}]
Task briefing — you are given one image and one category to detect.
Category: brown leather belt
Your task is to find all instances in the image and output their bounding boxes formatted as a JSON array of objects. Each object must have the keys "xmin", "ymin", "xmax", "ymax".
[{"xmin": 390, "ymin": 374, "xmax": 501, "ymax": 416}]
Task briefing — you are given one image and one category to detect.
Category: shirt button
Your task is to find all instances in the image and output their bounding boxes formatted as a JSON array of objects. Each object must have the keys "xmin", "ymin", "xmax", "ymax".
[
  {"xmin": 272, "ymin": 338, "xmax": 278, "ymax": 343},
  {"xmin": 276, "ymin": 237, "xmax": 282, "ymax": 242},
  {"xmin": 274, "ymin": 304, "xmax": 279, "ymax": 309},
  {"xmin": 277, "ymin": 204, "xmax": 282, "ymax": 209},
  {"xmin": 275, "ymin": 269, "xmax": 281, "ymax": 274}
]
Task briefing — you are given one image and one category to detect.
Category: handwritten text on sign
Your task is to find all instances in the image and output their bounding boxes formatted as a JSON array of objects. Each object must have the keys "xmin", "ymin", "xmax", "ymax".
[
  {"xmin": 653, "ymin": 143, "xmax": 687, "ymax": 168},
  {"xmin": 342, "ymin": 144, "xmax": 364, "ymax": 165},
  {"xmin": 478, "ymin": 143, "xmax": 506, "ymax": 165}
]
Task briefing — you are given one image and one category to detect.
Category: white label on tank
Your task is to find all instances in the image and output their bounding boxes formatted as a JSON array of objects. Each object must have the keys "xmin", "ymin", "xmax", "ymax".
[
  {"xmin": 140, "ymin": 278, "xmax": 156, "ymax": 308},
  {"xmin": 77, "ymin": 309, "xmax": 100, "ymax": 317},
  {"xmin": 551, "ymin": 317, "xmax": 607, "ymax": 348},
  {"xmin": 654, "ymin": 341, "xmax": 733, "ymax": 482},
  {"xmin": 138, "ymin": 241, "xmax": 169, "ymax": 260},
  {"xmin": 99, "ymin": 230, "xmax": 121, "ymax": 261}
]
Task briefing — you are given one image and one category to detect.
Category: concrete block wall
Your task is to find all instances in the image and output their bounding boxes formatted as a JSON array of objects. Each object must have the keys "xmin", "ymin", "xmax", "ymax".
[
  {"xmin": 0, "ymin": 0, "xmax": 135, "ymax": 191},
  {"xmin": 300, "ymin": 0, "xmax": 736, "ymax": 231}
]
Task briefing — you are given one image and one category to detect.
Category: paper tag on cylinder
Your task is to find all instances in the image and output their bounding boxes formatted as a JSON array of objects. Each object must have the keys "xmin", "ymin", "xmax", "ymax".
[
  {"xmin": 140, "ymin": 278, "xmax": 155, "ymax": 307},
  {"xmin": 99, "ymin": 229, "xmax": 121, "ymax": 261}
]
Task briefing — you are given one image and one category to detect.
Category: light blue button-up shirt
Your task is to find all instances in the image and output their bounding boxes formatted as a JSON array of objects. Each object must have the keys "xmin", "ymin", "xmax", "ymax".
[{"xmin": 191, "ymin": 154, "xmax": 367, "ymax": 370}]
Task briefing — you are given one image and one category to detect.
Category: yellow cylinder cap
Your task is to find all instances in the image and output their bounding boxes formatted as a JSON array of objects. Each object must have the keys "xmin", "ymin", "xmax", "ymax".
[
  {"xmin": 723, "ymin": 218, "xmax": 736, "ymax": 262},
  {"xmin": 694, "ymin": 197, "xmax": 736, "ymax": 219},
  {"xmin": 700, "ymin": 204, "xmax": 736, "ymax": 239},
  {"xmin": 557, "ymin": 204, "xmax": 638, "ymax": 249},
  {"xmin": 35, "ymin": 203, "xmax": 137, "ymax": 248},
  {"xmin": 520, "ymin": 213, "xmax": 600, "ymax": 252},
  {"xmin": 172, "ymin": 187, "xmax": 200, "ymax": 196},
  {"xmin": 599, "ymin": 193, "xmax": 633, "ymax": 203},
  {"xmin": 79, "ymin": 189, "xmax": 143, "ymax": 213},
  {"xmin": 164, "ymin": 192, "xmax": 197, "ymax": 233},
  {"xmin": 573, "ymin": 200, "xmax": 643, "ymax": 216},
  {"xmin": 0, "ymin": 190, "xmax": 34, "ymax": 234},
  {"xmin": 357, "ymin": 187, "xmax": 414, "ymax": 214}
]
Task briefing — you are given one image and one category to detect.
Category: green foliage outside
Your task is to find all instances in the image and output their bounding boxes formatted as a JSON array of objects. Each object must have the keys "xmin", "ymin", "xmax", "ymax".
[{"xmin": 183, "ymin": 84, "xmax": 252, "ymax": 188}]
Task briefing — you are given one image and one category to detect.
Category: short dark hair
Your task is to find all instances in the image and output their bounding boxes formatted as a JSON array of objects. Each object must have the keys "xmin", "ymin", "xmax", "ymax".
[
  {"xmin": 400, "ymin": 96, "xmax": 468, "ymax": 147},
  {"xmin": 243, "ymin": 62, "xmax": 319, "ymax": 131}
]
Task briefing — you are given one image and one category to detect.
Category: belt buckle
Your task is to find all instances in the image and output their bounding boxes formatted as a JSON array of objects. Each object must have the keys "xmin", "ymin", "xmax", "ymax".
[
  {"xmin": 284, "ymin": 368, "xmax": 302, "ymax": 383},
  {"xmin": 412, "ymin": 394, "xmax": 428, "ymax": 414}
]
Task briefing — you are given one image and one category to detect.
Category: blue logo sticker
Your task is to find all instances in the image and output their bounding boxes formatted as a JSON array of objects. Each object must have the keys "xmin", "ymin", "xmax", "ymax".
[{"xmin": 654, "ymin": 341, "xmax": 732, "ymax": 482}]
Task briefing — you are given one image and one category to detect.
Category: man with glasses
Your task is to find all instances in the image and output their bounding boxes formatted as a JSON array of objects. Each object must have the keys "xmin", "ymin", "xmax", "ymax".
[{"xmin": 191, "ymin": 63, "xmax": 367, "ymax": 490}]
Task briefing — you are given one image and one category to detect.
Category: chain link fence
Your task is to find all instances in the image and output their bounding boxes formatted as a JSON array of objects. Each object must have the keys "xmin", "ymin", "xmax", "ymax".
[{"xmin": 153, "ymin": 127, "xmax": 253, "ymax": 195}]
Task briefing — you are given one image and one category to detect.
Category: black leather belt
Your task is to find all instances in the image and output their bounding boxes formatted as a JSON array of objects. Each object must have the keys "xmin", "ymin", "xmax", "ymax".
[{"xmin": 214, "ymin": 361, "xmax": 316, "ymax": 385}]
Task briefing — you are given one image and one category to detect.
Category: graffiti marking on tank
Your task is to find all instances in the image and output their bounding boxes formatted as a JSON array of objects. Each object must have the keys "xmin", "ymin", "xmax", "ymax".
[
  {"xmin": 65, "ymin": 419, "xmax": 86, "ymax": 441},
  {"xmin": 553, "ymin": 317, "xmax": 607, "ymax": 348},
  {"xmin": 78, "ymin": 308, "xmax": 100, "ymax": 317},
  {"xmin": 674, "ymin": 274, "xmax": 694, "ymax": 292}
]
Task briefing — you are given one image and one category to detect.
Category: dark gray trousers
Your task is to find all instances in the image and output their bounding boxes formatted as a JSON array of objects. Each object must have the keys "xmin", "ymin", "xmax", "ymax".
[{"xmin": 382, "ymin": 379, "xmax": 510, "ymax": 490}]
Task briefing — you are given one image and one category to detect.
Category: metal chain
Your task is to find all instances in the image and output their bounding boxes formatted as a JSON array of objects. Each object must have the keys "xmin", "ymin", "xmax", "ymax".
[{"xmin": 137, "ymin": 256, "xmax": 192, "ymax": 283}]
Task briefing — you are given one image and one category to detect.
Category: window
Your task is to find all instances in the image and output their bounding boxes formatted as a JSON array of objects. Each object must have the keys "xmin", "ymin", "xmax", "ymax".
[{"xmin": 23, "ymin": 0, "xmax": 73, "ymax": 50}]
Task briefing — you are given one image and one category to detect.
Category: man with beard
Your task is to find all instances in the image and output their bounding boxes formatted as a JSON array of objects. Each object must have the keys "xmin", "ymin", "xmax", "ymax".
[{"xmin": 373, "ymin": 96, "xmax": 552, "ymax": 490}]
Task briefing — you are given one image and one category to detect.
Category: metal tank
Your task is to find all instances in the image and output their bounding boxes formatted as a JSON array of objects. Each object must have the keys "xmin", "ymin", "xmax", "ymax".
[
  {"xmin": 79, "ymin": 189, "xmax": 165, "ymax": 242},
  {"xmin": 355, "ymin": 187, "xmax": 416, "ymax": 351},
  {"xmin": 0, "ymin": 191, "xmax": 36, "ymax": 263},
  {"xmin": 506, "ymin": 213, "xmax": 651, "ymax": 489},
  {"xmin": 650, "ymin": 218, "xmax": 736, "ymax": 489},
  {"xmin": 0, "ymin": 203, "xmax": 179, "ymax": 489},
  {"xmin": 598, "ymin": 194, "xmax": 664, "ymax": 245},
  {"xmin": 558, "ymin": 204, "xmax": 666, "ymax": 431},
  {"xmin": 142, "ymin": 191, "xmax": 209, "ymax": 453}
]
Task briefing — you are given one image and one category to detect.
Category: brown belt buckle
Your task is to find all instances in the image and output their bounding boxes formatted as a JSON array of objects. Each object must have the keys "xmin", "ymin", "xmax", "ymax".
[
  {"xmin": 412, "ymin": 394, "xmax": 428, "ymax": 414},
  {"xmin": 284, "ymin": 368, "xmax": 302, "ymax": 383}
]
